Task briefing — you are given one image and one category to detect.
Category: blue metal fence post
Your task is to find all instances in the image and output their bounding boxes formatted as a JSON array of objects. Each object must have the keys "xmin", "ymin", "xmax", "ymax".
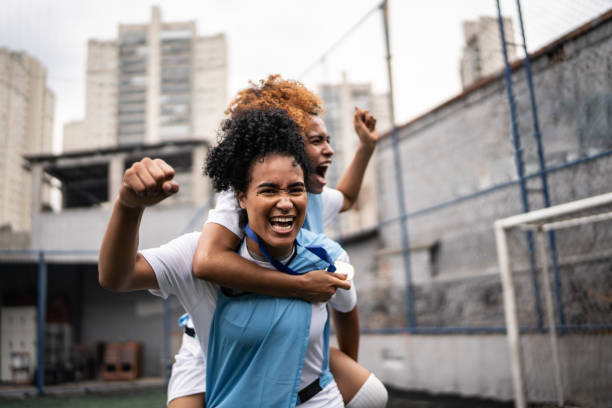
[
  {"xmin": 36, "ymin": 251, "xmax": 47, "ymax": 396},
  {"xmin": 515, "ymin": 0, "xmax": 565, "ymax": 328},
  {"xmin": 381, "ymin": 0, "xmax": 416, "ymax": 329},
  {"xmin": 496, "ymin": 0, "xmax": 544, "ymax": 330}
]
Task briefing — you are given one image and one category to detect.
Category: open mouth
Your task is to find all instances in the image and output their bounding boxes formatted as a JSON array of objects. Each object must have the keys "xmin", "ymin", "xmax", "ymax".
[
  {"xmin": 269, "ymin": 216, "xmax": 296, "ymax": 234},
  {"xmin": 314, "ymin": 163, "xmax": 329, "ymax": 185}
]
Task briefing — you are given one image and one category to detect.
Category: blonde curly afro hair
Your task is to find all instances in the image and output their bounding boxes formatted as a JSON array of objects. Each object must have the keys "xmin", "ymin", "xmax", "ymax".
[{"xmin": 226, "ymin": 74, "xmax": 325, "ymax": 136}]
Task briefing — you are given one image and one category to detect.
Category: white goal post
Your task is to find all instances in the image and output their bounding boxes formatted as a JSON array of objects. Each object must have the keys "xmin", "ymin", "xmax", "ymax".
[{"xmin": 494, "ymin": 191, "xmax": 612, "ymax": 408}]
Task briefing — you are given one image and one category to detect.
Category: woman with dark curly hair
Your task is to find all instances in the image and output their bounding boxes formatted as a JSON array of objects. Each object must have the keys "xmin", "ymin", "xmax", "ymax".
[
  {"xmin": 99, "ymin": 109, "xmax": 355, "ymax": 407},
  {"xmin": 203, "ymin": 109, "xmax": 352, "ymax": 406}
]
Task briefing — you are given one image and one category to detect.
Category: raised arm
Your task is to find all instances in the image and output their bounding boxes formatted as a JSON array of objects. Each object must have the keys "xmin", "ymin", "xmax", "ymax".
[
  {"xmin": 98, "ymin": 158, "xmax": 178, "ymax": 292},
  {"xmin": 193, "ymin": 223, "xmax": 351, "ymax": 302},
  {"xmin": 336, "ymin": 107, "xmax": 379, "ymax": 212}
]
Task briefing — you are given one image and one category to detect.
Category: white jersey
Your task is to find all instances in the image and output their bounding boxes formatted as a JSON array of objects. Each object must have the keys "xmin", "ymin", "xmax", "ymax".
[{"xmin": 142, "ymin": 231, "xmax": 355, "ymax": 406}]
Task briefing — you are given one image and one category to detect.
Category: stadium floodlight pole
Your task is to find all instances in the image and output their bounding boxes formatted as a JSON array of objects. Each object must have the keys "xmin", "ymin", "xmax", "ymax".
[
  {"xmin": 36, "ymin": 251, "xmax": 47, "ymax": 396},
  {"xmin": 381, "ymin": 0, "xmax": 416, "ymax": 329},
  {"xmin": 495, "ymin": 0, "xmax": 544, "ymax": 331},
  {"xmin": 515, "ymin": 0, "xmax": 565, "ymax": 329}
]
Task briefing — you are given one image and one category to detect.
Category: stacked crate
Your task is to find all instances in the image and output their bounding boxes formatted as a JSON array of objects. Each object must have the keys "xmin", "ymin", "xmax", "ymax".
[{"xmin": 101, "ymin": 341, "xmax": 142, "ymax": 381}]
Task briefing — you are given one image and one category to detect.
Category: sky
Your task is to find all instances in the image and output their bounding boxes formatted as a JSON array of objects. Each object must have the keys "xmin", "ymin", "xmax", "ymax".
[{"xmin": 2, "ymin": 0, "xmax": 610, "ymax": 152}]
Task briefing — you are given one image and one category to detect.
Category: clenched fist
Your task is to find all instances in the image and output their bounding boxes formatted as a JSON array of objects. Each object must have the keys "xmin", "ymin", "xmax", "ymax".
[
  {"xmin": 118, "ymin": 157, "xmax": 179, "ymax": 209},
  {"xmin": 353, "ymin": 107, "xmax": 379, "ymax": 149}
]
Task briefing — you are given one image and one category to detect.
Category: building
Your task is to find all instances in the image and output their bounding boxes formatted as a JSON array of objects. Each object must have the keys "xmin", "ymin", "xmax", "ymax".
[
  {"xmin": 460, "ymin": 16, "xmax": 516, "ymax": 88},
  {"xmin": 63, "ymin": 6, "xmax": 228, "ymax": 152},
  {"xmin": 0, "ymin": 139, "xmax": 212, "ymax": 382},
  {"xmin": 0, "ymin": 49, "xmax": 54, "ymax": 233},
  {"xmin": 319, "ymin": 73, "xmax": 391, "ymax": 236}
]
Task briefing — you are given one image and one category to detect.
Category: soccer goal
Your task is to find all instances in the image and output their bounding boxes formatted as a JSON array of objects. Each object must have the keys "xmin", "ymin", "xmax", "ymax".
[{"xmin": 494, "ymin": 192, "xmax": 612, "ymax": 408}]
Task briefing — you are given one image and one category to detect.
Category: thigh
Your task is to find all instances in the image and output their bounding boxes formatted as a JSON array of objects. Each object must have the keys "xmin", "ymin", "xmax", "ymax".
[
  {"xmin": 168, "ymin": 393, "xmax": 205, "ymax": 408},
  {"xmin": 328, "ymin": 346, "xmax": 371, "ymax": 404},
  {"xmin": 167, "ymin": 333, "xmax": 207, "ymax": 406}
]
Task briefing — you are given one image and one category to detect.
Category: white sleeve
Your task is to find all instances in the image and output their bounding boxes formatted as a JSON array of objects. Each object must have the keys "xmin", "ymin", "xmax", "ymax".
[
  {"xmin": 328, "ymin": 251, "xmax": 357, "ymax": 313},
  {"xmin": 321, "ymin": 187, "xmax": 344, "ymax": 228},
  {"xmin": 140, "ymin": 232, "xmax": 200, "ymax": 309},
  {"xmin": 204, "ymin": 189, "xmax": 243, "ymax": 238}
]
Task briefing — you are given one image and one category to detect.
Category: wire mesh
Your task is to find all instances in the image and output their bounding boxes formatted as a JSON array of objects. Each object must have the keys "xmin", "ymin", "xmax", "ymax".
[
  {"xmin": 503, "ymin": 200, "xmax": 612, "ymax": 406},
  {"xmin": 282, "ymin": 1, "xmax": 612, "ymax": 339}
]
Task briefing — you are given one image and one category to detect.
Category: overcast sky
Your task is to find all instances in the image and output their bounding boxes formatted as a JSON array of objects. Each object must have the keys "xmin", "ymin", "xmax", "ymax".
[{"xmin": 2, "ymin": 0, "xmax": 610, "ymax": 151}]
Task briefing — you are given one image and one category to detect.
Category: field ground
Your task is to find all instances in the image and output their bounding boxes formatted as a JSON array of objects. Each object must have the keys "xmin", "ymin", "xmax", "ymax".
[
  {"xmin": 0, "ymin": 388, "xmax": 166, "ymax": 408},
  {"xmin": 0, "ymin": 383, "xmax": 518, "ymax": 407}
]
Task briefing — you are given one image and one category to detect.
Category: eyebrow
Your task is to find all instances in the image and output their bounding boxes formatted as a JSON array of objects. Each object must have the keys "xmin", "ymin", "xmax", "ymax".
[{"xmin": 256, "ymin": 181, "xmax": 305, "ymax": 189}]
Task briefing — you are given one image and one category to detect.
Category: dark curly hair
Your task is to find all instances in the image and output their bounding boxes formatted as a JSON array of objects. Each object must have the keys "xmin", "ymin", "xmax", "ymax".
[
  {"xmin": 226, "ymin": 74, "xmax": 325, "ymax": 136},
  {"xmin": 205, "ymin": 109, "xmax": 311, "ymax": 194}
]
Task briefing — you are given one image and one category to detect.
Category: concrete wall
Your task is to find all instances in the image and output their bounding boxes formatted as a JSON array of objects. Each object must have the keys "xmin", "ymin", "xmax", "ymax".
[
  {"xmin": 30, "ymin": 201, "xmax": 205, "ymax": 252},
  {"xmin": 80, "ymin": 269, "xmax": 184, "ymax": 377},
  {"xmin": 331, "ymin": 333, "xmax": 612, "ymax": 405},
  {"xmin": 342, "ymin": 13, "xmax": 612, "ymax": 405},
  {"xmin": 368, "ymin": 10, "xmax": 612, "ymax": 328}
]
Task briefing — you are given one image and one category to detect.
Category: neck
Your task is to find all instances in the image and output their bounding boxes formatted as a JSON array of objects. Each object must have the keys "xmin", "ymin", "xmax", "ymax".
[{"xmin": 245, "ymin": 236, "xmax": 293, "ymax": 260}]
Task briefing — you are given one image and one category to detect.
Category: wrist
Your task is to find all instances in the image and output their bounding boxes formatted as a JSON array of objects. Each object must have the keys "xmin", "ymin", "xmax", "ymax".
[
  {"xmin": 115, "ymin": 199, "xmax": 145, "ymax": 217},
  {"xmin": 357, "ymin": 140, "xmax": 376, "ymax": 153},
  {"xmin": 291, "ymin": 274, "xmax": 308, "ymax": 298}
]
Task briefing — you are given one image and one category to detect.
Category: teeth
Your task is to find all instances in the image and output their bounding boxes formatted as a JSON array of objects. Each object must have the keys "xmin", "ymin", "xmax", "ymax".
[
  {"xmin": 270, "ymin": 216, "xmax": 294, "ymax": 223},
  {"xmin": 318, "ymin": 163, "xmax": 329, "ymax": 168}
]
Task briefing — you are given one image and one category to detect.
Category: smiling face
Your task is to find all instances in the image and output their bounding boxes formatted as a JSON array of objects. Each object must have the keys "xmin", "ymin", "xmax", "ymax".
[
  {"xmin": 304, "ymin": 116, "xmax": 334, "ymax": 194},
  {"xmin": 237, "ymin": 154, "xmax": 307, "ymax": 258}
]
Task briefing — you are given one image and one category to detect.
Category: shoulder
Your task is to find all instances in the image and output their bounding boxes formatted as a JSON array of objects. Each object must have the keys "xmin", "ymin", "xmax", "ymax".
[
  {"xmin": 141, "ymin": 232, "xmax": 201, "ymax": 269},
  {"xmin": 296, "ymin": 229, "xmax": 343, "ymax": 258},
  {"xmin": 165, "ymin": 231, "xmax": 201, "ymax": 253},
  {"xmin": 322, "ymin": 187, "xmax": 343, "ymax": 206}
]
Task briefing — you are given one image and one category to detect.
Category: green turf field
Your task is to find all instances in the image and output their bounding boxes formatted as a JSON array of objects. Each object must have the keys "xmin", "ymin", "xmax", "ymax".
[{"xmin": 0, "ymin": 388, "xmax": 166, "ymax": 408}]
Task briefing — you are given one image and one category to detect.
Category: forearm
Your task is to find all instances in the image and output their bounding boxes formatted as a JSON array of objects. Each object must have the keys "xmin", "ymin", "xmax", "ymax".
[
  {"xmin": 332, "ymin": 306, "xmax": 360, "ymax": 361},
  {"xmin": 336, "ymin": 142, "xmax": 375, "ymax": 212},
  {"xmin": 193, "ymin": 223, "xmax": 307, "ymax": 298},
  {"xmin": 193, "ymin": 223, "xmax": 348, "ymax": 301},
  {"xmin": 195, "ymin": 248, "xmax": 306, "ymax": 298},
  {"xmin": 98, "ymin": 200, "xmax": 143, "ymax": 291}
]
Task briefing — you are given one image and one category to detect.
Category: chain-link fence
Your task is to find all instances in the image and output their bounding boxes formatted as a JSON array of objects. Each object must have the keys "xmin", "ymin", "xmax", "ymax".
[
  {"xmin": 298, "ymin": 0, "xmax": 612, "ymax": 334},
  {"xmin": 295, "ymin": 0, "xmax": 612, "ymax": 404}
]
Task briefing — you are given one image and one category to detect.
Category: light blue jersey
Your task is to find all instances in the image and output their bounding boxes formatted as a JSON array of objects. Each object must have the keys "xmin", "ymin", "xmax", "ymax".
[{"xmin": 205, "ymin": 229, "xmax": 343, "ymax": 407}]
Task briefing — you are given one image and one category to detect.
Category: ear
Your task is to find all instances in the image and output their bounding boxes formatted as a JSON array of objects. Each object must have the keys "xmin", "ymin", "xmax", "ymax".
[{"xmin": 237, "ymin": 190, "xmax": 247, "ymax": 210}]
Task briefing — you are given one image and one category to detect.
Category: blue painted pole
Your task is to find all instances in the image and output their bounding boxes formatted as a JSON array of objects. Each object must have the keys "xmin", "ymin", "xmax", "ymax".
[
  {"xmin": 515, "ymin": 0, "xmax": 565, "ymax": 328},
  {"xmin": 36, "ymin": 251, "xmax": 47, "ymax": 395},
  {"xmin": 496, "ymin": 0, "xmax": 544, "ymax": 329},
  {"xmin": 381, "ymin": 0, "xmax": 416, "ymax": 329}
]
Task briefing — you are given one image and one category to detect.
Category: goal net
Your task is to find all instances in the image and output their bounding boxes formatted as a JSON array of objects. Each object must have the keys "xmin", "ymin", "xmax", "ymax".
[{"xmin": 494, "ymin": 192, "xmax": 612, "ymax": 408}]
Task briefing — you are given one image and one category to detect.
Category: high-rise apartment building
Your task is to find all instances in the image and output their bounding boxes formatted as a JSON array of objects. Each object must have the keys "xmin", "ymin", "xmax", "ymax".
[
  {"xmin": 0, "ymin": 49, "xmax": 54, "ymax": 231},
  {"xmin": 319, "ymin": 73, "xmax": 391, "ymax": 236},
  {"xmin": 63, "ymin": 6, "xmax": 227, "ymax": 152},
  {"xmin": 460, "ymin": 16, "xmax": 516, "ymax": 88}
]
